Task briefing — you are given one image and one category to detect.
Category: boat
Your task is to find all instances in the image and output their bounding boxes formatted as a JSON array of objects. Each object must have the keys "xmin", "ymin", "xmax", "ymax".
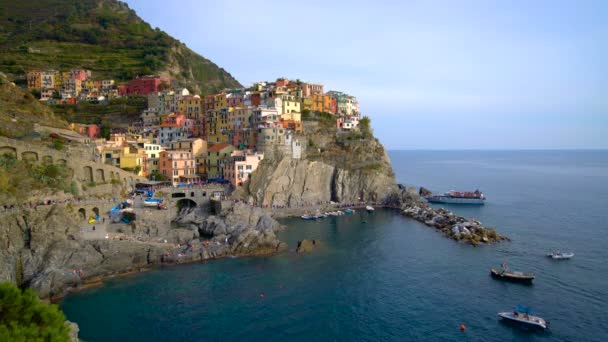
[
  {"xmin": 546, "ymin": 251, "xmax": 574, "ymax": 260},
  {"xmin": 366, "ymin": 206, "xmax": 375, "ymax": 212},
  {"xmin": 498, "ymin": 306, "xmax": 549, "ymax": 329},
  {"xmin": 490, "ymin": 263, "xmax": 534, "ymax": 284},
  {"xmin": 143, "ymin": 198, "xmax": 163, "ymax": 207},
  {"xmin": 301, "ymin": 215, "xmax": 317, "ymax": 221},
  {"xmin": 425, "ymin": 189, "xmax": 485, "ymax": 205},
  {"xmin": 344, "ymin": 209, "xmax": 354, "ymax": 214}
]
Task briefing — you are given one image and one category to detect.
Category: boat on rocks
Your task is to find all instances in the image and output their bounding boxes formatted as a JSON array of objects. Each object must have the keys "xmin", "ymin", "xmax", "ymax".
[
  {"xmin": 143, "ymin": 197, "xmax": 163, "ymax": 207},
  {"xmin": 546, "ymin": 251, "xmax": 574, "ymax": 260},
  {"xmin": 498, "ymin": 306, "xmax": 549, "ymax": 330},
  {"xmin": 491, "ymin": 263, "xmax": 534, "ymax": 284},
  {"xmin": 366, "ymin": 206, "xmax": 375, "ymax": 212},
  {"xmin": 344, "ymin": 209, "xmax": 354, "ymax": 214}
]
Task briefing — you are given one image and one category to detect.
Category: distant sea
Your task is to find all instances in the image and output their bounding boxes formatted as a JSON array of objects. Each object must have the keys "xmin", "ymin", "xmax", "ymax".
[{"xmin": 61, "ymin": 150, "xmax": 608, "ymax": 341}]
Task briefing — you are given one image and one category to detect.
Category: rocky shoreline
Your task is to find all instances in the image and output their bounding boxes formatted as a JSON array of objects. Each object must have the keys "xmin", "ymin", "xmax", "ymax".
[{"xmin": 397, "ymin": 187, "xmax": 507, "ymax": 245}]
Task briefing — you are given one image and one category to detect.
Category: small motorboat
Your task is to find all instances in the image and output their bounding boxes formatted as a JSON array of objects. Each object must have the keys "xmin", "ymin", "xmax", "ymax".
[
  {"xmin": 366, "ymin": 206, "xmax": 375, "ymax": 212},
  {"xmin": 344, "ymin": 209, "xmax": 354, "ymax": 214},
  {"xmin": 498, "ymin": 306, "xmax": 549, "ymax": 330},
  {"xmin": 546, "ymin": 251, "xmax": 574, "ymax": 260},
  {"xmin": 301, "ymin": 215, "xmax": 317, "ymax": 221},
  {"xmin": 491, "ymin": 263, "xmax": 534, "ymax": 284}
]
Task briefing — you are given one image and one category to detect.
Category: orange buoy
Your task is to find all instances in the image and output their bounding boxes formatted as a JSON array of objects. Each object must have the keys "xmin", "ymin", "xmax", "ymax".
[{"xmin": 460, "ymin": 324, "xmax": 466, "ymax": 331}]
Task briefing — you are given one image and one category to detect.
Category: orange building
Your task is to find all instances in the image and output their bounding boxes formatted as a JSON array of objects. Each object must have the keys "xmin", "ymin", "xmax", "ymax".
[
  {"xmin": 159, "ymin": 150, "xmax": 199, "ymax": 185},
  {"xmin": 312, "ymin": 94, "xmax": 337, "ymax": 114}
]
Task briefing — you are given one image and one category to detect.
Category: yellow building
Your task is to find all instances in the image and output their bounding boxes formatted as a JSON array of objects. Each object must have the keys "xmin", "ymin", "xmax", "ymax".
[
  {"xmin": 280, "ymin": 94, "xmax": 301, "ymax": 114},
  {"xmin": 119, "ymin": 147, "xmax": 147, "ymax": 177},
  {"xmin": 301, "ymin": 97, "xmax": 312, "ymax": 111}
]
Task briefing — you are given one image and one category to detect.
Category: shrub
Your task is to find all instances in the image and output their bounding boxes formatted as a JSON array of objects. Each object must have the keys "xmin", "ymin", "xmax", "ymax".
[{"xmin": 0, "ymin": 282, "xmax": 70, "ymax": 341}]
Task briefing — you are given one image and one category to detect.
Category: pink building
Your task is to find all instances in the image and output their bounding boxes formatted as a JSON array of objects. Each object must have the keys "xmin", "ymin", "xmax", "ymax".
[
  {"xmin": 125, "ymin": 76, "xmax": 170, "ymax": 96},
  {"xmin": 275, "ymin": 78, "xmax": 289, "ymax": 87},
  {"xmin": 223, "ymin": 151, "xmax": 264, "ymax": 187},
  {"xmin": 70, "ymin": 123, "xmax": 100, "ymax": 139},
  {"xmin": 159, "ymin": 150, "xmax": 199, "ymax": 185},
  {"xmin": 301, "ymin": 83, "xmax": 324, "ymax": 97}
]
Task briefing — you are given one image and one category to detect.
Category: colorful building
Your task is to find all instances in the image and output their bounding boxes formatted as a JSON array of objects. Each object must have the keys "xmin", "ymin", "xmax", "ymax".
[
  {"xmin": 70, "ymin": 123, "xmax": 101, "ymax": 139},
  {"xmin": 223, "ymin": 151, "xmax": 264, "ymax": 187},
  {"xmin": 206, "ymin": 143, "xmax": 235, "ymax": 179},
  {"xmin": 159, "ymin": 150, "xmax": 198, "ymax": 185},
  {"xmin": 125, "ymin": 76, "xmax": 169, "ymax": 96}
]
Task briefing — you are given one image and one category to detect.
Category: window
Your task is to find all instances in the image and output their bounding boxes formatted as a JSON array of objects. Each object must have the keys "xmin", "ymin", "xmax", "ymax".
[{"xmin": 174, "ymin": 170, "xmax": 178, "ymax": 176}]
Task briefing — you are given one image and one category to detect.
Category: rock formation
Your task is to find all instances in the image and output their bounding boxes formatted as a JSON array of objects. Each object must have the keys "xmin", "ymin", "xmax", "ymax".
[
  {"xmin": 397, "ymin": 187, "xmax": 507, "ymax": 245},
  {"xmin": 247, "ymin": 126, "xmax": 398, "ymax": 207},
  {"xmin": 296, "ymin": 239, "xmax": 319, "ymax": 254},
  {"xmin": 0, "ymin": 202, "xmax": 286, "ymax": 299}
]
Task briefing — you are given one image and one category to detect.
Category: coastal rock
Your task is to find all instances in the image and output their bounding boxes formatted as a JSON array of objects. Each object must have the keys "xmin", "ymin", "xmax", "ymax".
[
  {"xmin": 296, "ymin": 239, "xmax": 319, "ymax": 254},
  {"xmin": 247, "ymin": 135, "xmax": 398, "ymax": 208},
  {"xmin": 66, "ymin": 320, "xmax": 79, "ymax": 342},
  {"xmin": 398, "ymin": 187, "xmax": 507, "ymax": 244}
]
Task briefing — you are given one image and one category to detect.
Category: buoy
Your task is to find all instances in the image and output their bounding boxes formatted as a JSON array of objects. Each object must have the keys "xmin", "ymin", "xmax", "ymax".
[
  {"xmin": 259, "ymin": 293, "xmax": 265, "ymax": 298},
  {"xmin": 460, "ymin": 324, "xmax": 466, "ymax": 331}
]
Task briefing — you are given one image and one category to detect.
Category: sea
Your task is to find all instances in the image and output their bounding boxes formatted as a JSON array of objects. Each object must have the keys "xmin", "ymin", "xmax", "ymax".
[{"xmin": 61, "ymin": 150, "xmax": 608, "ymax": 341}]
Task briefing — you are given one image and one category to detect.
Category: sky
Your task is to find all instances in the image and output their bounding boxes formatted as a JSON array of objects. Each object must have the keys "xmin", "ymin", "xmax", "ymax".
[{"xmin": 125, "ymin": 0, "xmax": 607, "ymax": 149}]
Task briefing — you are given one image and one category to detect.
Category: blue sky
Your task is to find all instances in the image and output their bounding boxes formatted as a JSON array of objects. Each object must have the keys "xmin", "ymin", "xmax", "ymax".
[{"xmin": 125, "ymin": 0, "xmax": 607, "ymax": 149}]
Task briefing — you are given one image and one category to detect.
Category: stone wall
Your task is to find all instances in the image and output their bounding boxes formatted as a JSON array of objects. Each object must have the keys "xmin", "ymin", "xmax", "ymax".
[{"xmin": 0, "ymin": 136, "xmax": 145, "ymax": 187}]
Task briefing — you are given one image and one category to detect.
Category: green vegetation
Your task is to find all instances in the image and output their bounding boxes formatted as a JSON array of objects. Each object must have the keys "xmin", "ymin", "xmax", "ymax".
[
  {"xmin": 359, "ymin": 116, "xmax": 372, "ymax": 138},
  {"xmin": 0, "ymin": 0, "xmax": 241, "ymax": 95},
  {"xmin": 0, "ymin": 72, "xmax": 68, "ymax": 138},
  {"xmin": 121, "ymin": 165, "xmax": 141, "ymax": 175},
  {"xmin": 148, "ymin": 170, "xmax": 167, "ymax": 181},
  {"xmin": 0, "ymin": 154, "xmax": 72, "ymax": 204},
  {"xmin": 0, "ymin": 282, "xmax": 71, "ymax": 341},
  {"xmin": 51, "ymin": 96, "xmax": 146, "ymax": 126}
]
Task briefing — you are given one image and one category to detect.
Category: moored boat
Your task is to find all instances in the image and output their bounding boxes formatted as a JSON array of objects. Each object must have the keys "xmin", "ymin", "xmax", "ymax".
[
  {"xmin": 143, "ymin": 198, "xmax": 163, "ymax": 207},
  {"xmin": 546, "ymin": 251, "xmax": 574, "ymax": 260},
  {"xmin": 301, "ymin": 215, "xmax": 317, "ymax": 221},
  {"xmin": 498, "ymin": 306, "xmax": 549, "ymax": 329},
  {"xmin": 366, "ymin": 206, "xmax": 375, "ymax": 212},
  {"xmin": 424, "ymin": 189, "xmax": 485, "ymax": 205},
  {"xmin": 491, "ymin": 263, "xmax": 534, "ymax": 284},
  {"xmin": 344, "ymin": 209, "xmax": 354, "ymax": 214}
]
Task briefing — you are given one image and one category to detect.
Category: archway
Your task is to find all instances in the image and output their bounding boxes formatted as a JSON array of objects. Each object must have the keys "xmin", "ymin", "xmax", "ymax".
[
  {"xmin": 177, "ymin": 198, "xmax": 197, "ymax": 209},
  {"xmin": 21, "ymin": 151, "xmax": 38, "ymax": 162},
  {"xmin": 96, "ymin": 169, "xmax": 105, "ymax": 182},
  {"xmin": 83, "ymin": 166, "xmax": 93, "ymax": 183},
  {"xmin": 78, "ymin": 208, "xmax": 86, "ymax": 220},
  {"xmin": 92, "ymin": 207, "xmax": 100, "ymax": 217},
  {"xmin": 42, "ymin": 155, "xmax": 53, "ymax": 164},
  {"xmin": 0, "ymin": 146, "xmax": 17, "ymax": 158}
]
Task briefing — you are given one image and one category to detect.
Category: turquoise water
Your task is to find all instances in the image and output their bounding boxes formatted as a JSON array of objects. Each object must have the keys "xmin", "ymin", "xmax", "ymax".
[{"xmin": 61, "ymin": 151, "xmax": 608, "ymax": 341}]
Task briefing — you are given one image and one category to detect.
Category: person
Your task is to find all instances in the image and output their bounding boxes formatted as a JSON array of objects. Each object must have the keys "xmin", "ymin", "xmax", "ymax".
[{"xmin": 92, "ymin": 226, "xmax": 96, "ymax": 231}]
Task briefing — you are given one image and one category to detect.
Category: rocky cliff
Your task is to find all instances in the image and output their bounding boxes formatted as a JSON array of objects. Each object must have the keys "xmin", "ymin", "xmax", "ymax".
[
  {"xmin": 0, "ymin": 202, "xmax": 284, "ymax": 300},
  {"xmin": 247, "ymin": 123, "xmax": 399, "ymax": 208}
]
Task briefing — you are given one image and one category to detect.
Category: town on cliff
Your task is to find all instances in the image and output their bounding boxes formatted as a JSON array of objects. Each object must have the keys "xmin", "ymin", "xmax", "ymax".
[{"xmin": 25, "ymin": 69, "xmax": 363, "ymax": 186}]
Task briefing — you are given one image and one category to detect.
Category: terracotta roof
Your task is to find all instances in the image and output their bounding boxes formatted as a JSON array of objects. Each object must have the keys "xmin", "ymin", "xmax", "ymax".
[{"xmin": 208, "ymin": 143, "xmax": 232, "ymax": 152}]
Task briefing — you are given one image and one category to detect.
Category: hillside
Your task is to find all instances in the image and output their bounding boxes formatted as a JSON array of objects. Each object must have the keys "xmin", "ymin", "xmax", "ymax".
[
  {"xmin": 0, "ymin": 0, "xmax": 241, "ymax": 94},
  {"xmin": 0, "ymin": 72, "xmax": 68, "ymax": 138}
]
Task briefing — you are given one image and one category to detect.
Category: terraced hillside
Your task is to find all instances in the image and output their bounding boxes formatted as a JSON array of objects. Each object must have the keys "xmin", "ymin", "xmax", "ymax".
[{"xmin": 0, "ymin": 0, "xmax": 241, "ymax": 94}]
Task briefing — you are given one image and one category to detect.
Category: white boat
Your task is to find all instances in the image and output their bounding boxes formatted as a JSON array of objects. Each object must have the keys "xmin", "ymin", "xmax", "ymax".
[
  {"xmin": 546, "ymin": 251, "xmax": 574, "ymax": 260},
  {"xmin": 498, "ymin": 310, "xmax": 549, "ymax": 329},
  {"xmin": 143, "ymin": 198, "xmax": 163, "ymax": 207},
  {"xmin": 366, "ymin": 205, "xmax": 375, "ymax": 212}
]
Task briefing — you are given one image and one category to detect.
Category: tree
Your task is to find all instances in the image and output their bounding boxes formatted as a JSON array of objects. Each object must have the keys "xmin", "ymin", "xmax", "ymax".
[
  {"xmin": 359, "ymin": 116, "xmax": 371, "ymax": 131},
  {"xmin": 0, "ymin": 282, "xmax": 71, "ymax": 341}
]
